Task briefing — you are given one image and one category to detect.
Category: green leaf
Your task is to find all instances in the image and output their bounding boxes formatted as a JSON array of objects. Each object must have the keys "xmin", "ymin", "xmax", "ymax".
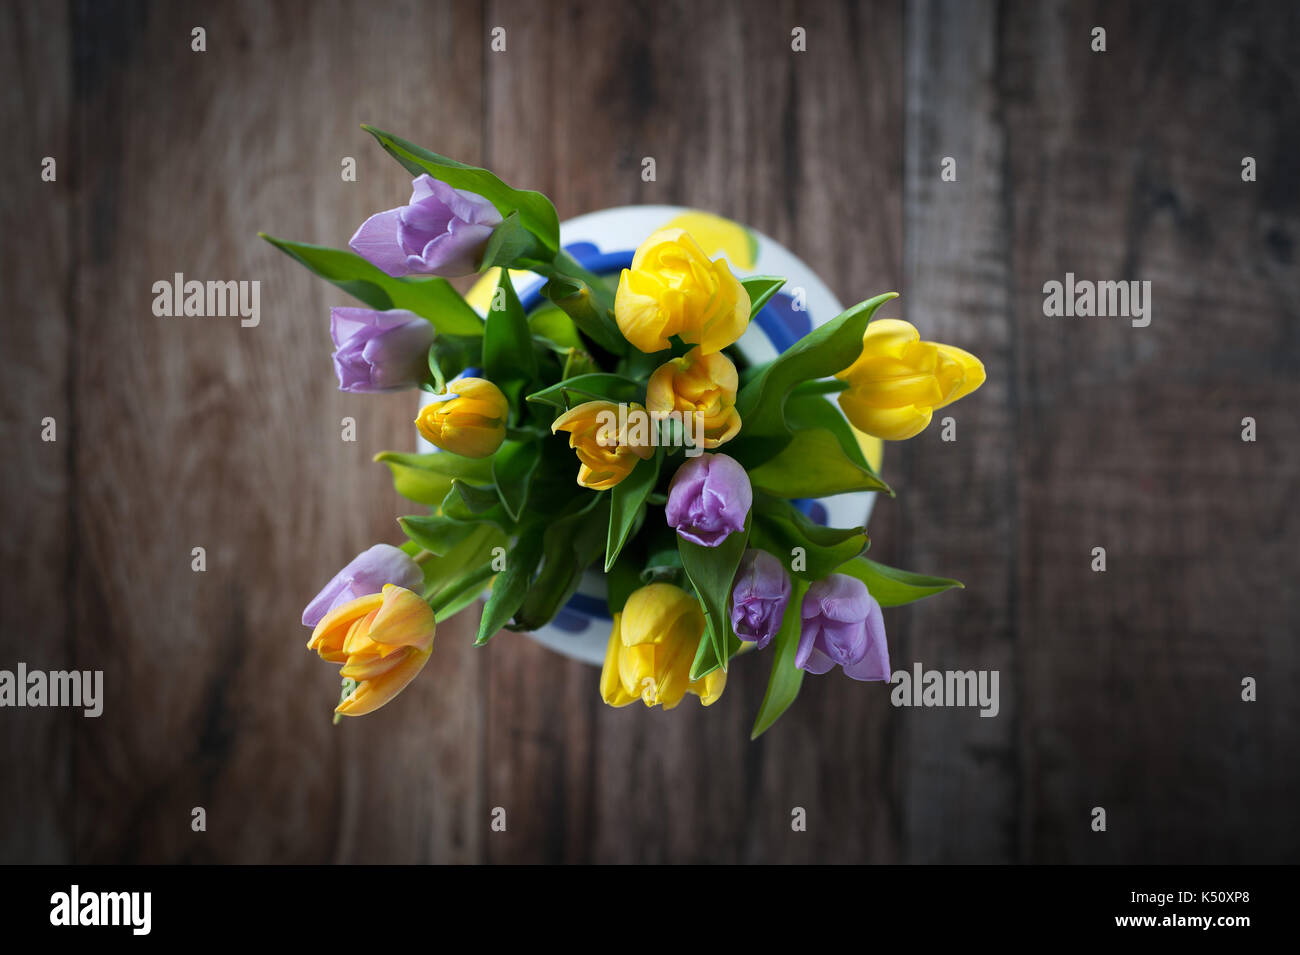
[
  {"xmin": 515, "ymin": 493, "xmax": 609, "ymax": 631},
  {"xmin": 605, "ymin": 448, "xmax": 661, "ymax": 571},
  {"xmin": 483, "ymin": 270, "xmax": 538, "ymax": 403},
  {"xmin": 479, "ymin": 210, "xmax": 541, "ymax": 270},
  {"xmin": 421, "ymin": 523, "xmax": 506, "ymax": 618},
  {"xmin": 399, "ymin": 514, "xmax": 480, "ymax": 555},
  {"xmin": 432, "ymin": 563, "xmax": 497, "ymax": 621},
  {"xmin": 740, "ymin": 275, "xmax": 786, "ymax": 317},
  {"xmin": 606, "ymin": 551, "xmax": 644, "ymax": 616},
  {"xmin": 688, "ymin": 623, "xmax": 742, "ymax": 682},
  {"xmin": 260, "ymin": 234, "xmax": 483, "ymax": 335},
  {"xmin": 747, "ymin": 427, "xmax": 890, "ymax": 497},
  {"xmin": 561, "ymin": 347, "xmax": 599, "ymax": 380},
  {"xmin": 476, "ymin": 523, "xmax": 546, "ymax": 644},
  {"xmin": 736, "ymin": 291, "xmax": 897, "ymax": 438},
  {"xmin": 750, "ymin": 579, "xmax": 811, "ymax": 739},
  {"xmin": 541, "ymin": 275, "xmax": 627, "ymax": 356},
  {"xmin": 441, "ymin": 479, "xmax": 513, "ymax": 528},
  {"xmin": 528, "ymin": 305, "xmax": 583, "ymax": 351},
  {"xmin": 374, "ymin": 450, "xmax": 493, "ymax": 507},
  {"xmin": 751, "ymin": 494, "xmax": 869, "ymax": 580},
  {"xmin": 784, "ymin": 393, "xmax": 878, "ymax": 473},
  {"xmin": 492, "ymin": 439, "xmax": 541, "ymax": 522},
  {"xmin": 525, "ymin": 373, "xmax": 642, "ymax": 411},
  {"xmin": 640, "ymin": 545, "xmax": 683, "ymax": 584},
  {"xmin": 361, "ymin": 125, "xmax": 560, "ymax": 255},
  {"xmin": 426, "ymin": 334, "xmax": 483, "ymax": 392},
  {"xmin": 678, "ymin": 512, "xmax": 751, "ymax": 671},
  {"xmin": 836, "ymin": 557, "xmax": 964, "ymax": 608}
]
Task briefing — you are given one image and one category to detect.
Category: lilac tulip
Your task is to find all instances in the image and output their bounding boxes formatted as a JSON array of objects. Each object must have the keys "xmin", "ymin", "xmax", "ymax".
[
  {"xmin": 796, "ymin": 574, "xmax": 889, "ymax": 681},
  {"xmin": 665, "ymin": 452, "xmax": 752, "ymax": 547},
  {"xmin": 330, "ymin": 307, "xmax": 436, "ymax": 393},
  {"xmin": 302, "ymin": 544, "xmax": 424, "ymax": 627},
  {"xmin": 349, "ymin": 174, "xmax": 502, "ymax": 277},
  {"xmin": 730, "ymin": 549, "xmax": 792, "ymax": 650}
]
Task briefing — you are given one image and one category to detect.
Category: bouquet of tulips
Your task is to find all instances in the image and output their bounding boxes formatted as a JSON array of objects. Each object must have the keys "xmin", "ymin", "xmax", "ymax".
[{"xmin": 266, "ymin": 127, "xmax": 985, "ymax": 738}]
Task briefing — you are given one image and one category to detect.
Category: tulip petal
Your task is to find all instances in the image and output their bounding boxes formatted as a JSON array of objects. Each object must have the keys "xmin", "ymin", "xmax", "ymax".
[
  {"xmin": 335, "ymin": 647, "xmax": 431, "ymax": 717},
  {"xmin": 349, "ymin": 208, "xmax": 411, "ymax": 277}
]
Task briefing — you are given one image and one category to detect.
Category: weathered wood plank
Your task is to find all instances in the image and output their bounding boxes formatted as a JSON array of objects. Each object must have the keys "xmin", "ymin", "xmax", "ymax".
[
  {"xmin": 0, "ymin": 0, "xmax": 75, "ymax": 865},
  {"xmin": 65, "ymin": 0, "xmax": 487, "ymax": 863},
  {"xmin": 997, "ymin": 0, "xmax": 1300, "ymax": 862},
  {"xmin": 898, "ymin": 0, "xmax": 1022, "ymax": 863}
]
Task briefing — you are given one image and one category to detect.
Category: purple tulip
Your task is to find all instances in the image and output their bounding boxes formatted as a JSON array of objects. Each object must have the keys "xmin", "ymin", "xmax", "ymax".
[
  {"xmin": 730, "ymin": 549, "xmax": 792, "ymax": 650},
  {"xmin": 330, "ymin": 307, "xmax": 436, "ymax": 393},
  {"xmin": 665, "ymin": 453, "xmax": 752, "ymax": 547},
  {"xmin": 349, "ymin": 174, "xmax": 502, "ymax": 277},
  {"xmin": 796, "ymin": 574, "xmax": 889, "ymax": 681},
  {"xmin": 302, "ymin": 544, "xmax": 424, "ymax": 627}
]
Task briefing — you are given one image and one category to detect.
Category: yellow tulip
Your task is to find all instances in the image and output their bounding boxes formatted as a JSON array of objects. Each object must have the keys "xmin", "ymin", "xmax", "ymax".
[
  {"xmin": 646, "ymin": 346, "xmax": 741, "ymax": 449},
  {"xmin": 415, "ymin": 377, "xmax": 508, "ymax": 458},
  {"xmin": 307, "ymin": 583, "xmax": 436, "ymax": 717},
  {"xmin": 836, "ymin": 319, "xmax": 986, "ymax": 441},
  {"xmin": 599, "ymin": 584, "xmax": 726, "ymax": 710},
  {"xmin": 614, "ymin": 228, "xmax": 751, "ymax": 355},
  {"xmin": 550, "ymin": 399, "xmax": 654, "ymax": 490}
]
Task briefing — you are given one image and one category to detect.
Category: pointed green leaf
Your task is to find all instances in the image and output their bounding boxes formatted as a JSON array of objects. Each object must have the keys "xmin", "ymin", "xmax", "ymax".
[
  {"xmin": 836, "ymin": 557, "xmax": 964, "ymax": 608},
  {"xmin": 751, "ymin": 494, "xmax": 869, "ymax": 580},
  {"xmin": 528, "ymin": 304, "xmax": 583, "ymax": 351},
  {"xmin": 453, "ymin": 479, "xmax": 503, "ymax": 513},
  {"xmin": 541, "ymin": 275, "xmax": 627, "ymax": 355},
  {"xmin": 483, "ymin": 269, "xmax": 538, "ymax": 403},
  {"xmin": 492, "ymin": 439, "xmax": 541, "ymax": 522},
  {"xmin": 740, "ymin": 275, "xmax": 786, "ymax": 316},
  {"xmin": 260, "ymin": 234, "xmax": 484, "ymax": 335},
  {"xmin": 374, "ymin": 450, "xmax": 493, "ymax": 507},
  {"xmin": 479, "ymin": 210, "xmax": 542, "ymax": 270},
  {"xmin": 605, "ymin": 448, "xmax": 661, "ymax": 571},
  {"xmin": 688, "ymin": 622, "xmax": 743, "ymax": 682},
  {"xmin": 748, "ymin": 427, "xmax": 890, "ymax": 498},
  {"xmin": 784, "ymin": 393, "xmax": 879, "ymax": 474},
  {"xmin": 426, "ymin": 334, "xmax": 483, "ymax": 391},
  {"xmin": 736, "ymin": 291, "xmax": 897, "ymax": 437},
  {"xmin": 525, "ymin": 373, "xmax": 642, "ymax": 411},
  {"xmin": 399, "ymin": 514, "xmax": 480, "ymax": 556},
  {"xmin": 361, "ymin": 126, "xmax": 560, "ymax": 255},
  {"xmin": 515, "ymin": 493, "xmax": 609, "ymax": 631},
  {"xmin": 476, "ymin": 524, "xmax": 546, "ymax": 644},
  {"xmin": 678, "ymin": 512, "xmax": 751, "ymax": 670},
  {"xmin": 432, "ymin": 563, "xmax": 497, "ymax": 621},
  {"xmin": 750, "ymin": 578, "xmax": 810, "ymax": 739},
  {"xmin": 606, "ymin": 550, "xmax": 644, "ymax": 616},
  {"xmin": 420, "ymin": 523, "xmax": 505, "ymax": 618}
]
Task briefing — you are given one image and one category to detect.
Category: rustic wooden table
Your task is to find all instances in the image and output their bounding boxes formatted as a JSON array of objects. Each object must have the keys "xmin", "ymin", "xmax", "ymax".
[{"xmin": 2, "ymin": 0, "xmax": 1296, "ymax": 863}]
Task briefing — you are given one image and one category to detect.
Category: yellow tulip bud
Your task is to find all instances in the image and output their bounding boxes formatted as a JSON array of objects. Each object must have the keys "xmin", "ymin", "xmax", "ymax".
[
  {"xmin": 550, "ymin": 399, "xmax": 654, "ymax": 490},
  {"xmin": 646, "ymin": 346, "xmax": 742, "ymax": 449},
  {"xmin": 415, "ymin": 377, "xmax": 508, "ymax": 458},
  {"xmin": 307, "ymin": 583, "xmax": 436, "ymax": 717},
  {"xmin": 836, "ymin": 319, "xmax": 986, "ymax": 441},
  {"xmin": 599, "ymin": 585, "xmax": 726, "ymax": 710},
  {"xmin": 614, "ymin": 228, "xmax": 751, "ymax": 355}
]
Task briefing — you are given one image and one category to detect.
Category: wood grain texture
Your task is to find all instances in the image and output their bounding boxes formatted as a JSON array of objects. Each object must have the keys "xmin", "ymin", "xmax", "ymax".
[
  {"xmin": 0, "ymin": 0, "xmax": 74, "ymax": 865},
  {"xmin": 0, "ymin": 0, "xmax": 1295, "ymax": 864}
]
